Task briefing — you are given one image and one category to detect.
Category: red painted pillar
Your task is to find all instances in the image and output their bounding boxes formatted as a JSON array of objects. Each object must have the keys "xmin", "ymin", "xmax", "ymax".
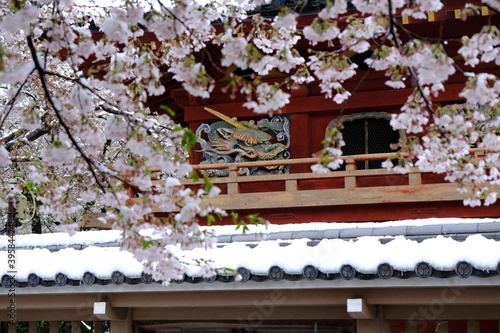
[
  {"xmin": 390, "ymin": 320, "xmax": 406, "ymax": 333},
  {"xmin": 448, "ymin": 320, "xmax": 467, "ymax": 333},
  {"xmin": 480, "ymin": 320, "xmax": 499, "ymax": 333},
  {"xmin": 289, "ymin": 113, "xmax": 311, "ymax": 173},
  {"xmin": 417, "ymin": 321, "xmax": 435, "ymax": 333}
]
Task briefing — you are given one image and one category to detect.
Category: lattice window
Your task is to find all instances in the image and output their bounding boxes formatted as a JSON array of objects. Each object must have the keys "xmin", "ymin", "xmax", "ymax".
[{"xmin": 327, "ymin": 112, "xmax": 402, "ymax": 170}]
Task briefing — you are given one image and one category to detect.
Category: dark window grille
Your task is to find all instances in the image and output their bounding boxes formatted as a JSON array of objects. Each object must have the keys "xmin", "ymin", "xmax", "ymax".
[{"xmin": 332, "ymin": 113, "xmax": 400, "ymax": 170}]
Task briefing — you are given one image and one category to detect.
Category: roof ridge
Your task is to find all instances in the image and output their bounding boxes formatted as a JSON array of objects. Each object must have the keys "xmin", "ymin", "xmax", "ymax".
[{"xmin": 2, "ymin": 221, "xmax": 500, "ymax": 251}]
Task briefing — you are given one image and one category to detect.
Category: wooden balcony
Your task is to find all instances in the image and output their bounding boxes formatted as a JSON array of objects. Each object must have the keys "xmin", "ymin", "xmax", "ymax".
[
  {"xmin": 181, "ymin": 152, "xmax": 490, "ymax": 209},
  {"xmin": 83, "ymin": 152, "xmax": 500, "ymax": 228}
]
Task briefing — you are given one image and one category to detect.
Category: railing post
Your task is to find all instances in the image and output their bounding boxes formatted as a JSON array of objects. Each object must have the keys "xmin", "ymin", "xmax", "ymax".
[
  {"xmin": 409, "ymin": 168, "xmax": 422, "ymax": 186},
  {"xmin": 286, "ymin": 180, "xmax": 298, "ymax": 192},
  {"xmin": 473, "ymin": 148, "xmax": 485, "ymax": 158},
  {"xmin": 345, "ymin": 156, "xmax": 356, "ymax": 171},
  {"xmin": 345, "ymin": 157, "xmax": 356, "ymax": 189},
  {"xmin": 227, "ymin": 164, "xmax": 239, "ymax": 195}
]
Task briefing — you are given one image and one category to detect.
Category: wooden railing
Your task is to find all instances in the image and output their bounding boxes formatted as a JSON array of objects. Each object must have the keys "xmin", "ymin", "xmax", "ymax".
[
  {"xmin": 83, "ymin": 150, "xmax": 498, "ymax": 227},
  {"xmin": 174, "ymin": 152, "xmax": 494, "ymax": 211}
]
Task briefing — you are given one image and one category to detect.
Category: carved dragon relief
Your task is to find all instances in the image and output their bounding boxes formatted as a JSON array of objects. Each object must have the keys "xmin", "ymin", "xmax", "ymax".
[{"xmin": 196, "ymin": 108, "xmax": 290, "ymax": 177}]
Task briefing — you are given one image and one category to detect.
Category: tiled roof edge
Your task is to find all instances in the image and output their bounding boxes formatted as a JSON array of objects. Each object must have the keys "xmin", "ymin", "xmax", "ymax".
[
  {"xmin": 230, "ymin": 221, "xmax": 500, "ymax": 243},
  {"xmin": 3, "ymin": 260, "xmax": 500, "ymax": 289}
]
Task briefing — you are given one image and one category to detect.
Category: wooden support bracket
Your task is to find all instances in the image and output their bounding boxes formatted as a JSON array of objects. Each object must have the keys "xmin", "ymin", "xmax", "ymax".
[
  {"xmin": 93, "ymin": 302, "xmax": 127, "ymax": 321},
  {"xmin": 347, "ymin": 298, "xmax": 377, "ymax": 319}
]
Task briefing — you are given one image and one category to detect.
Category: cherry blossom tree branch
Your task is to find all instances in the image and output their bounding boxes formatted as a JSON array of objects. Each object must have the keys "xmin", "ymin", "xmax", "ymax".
[
  {"xmin": 4, "ymin": 127, "xmax": 51, "ymax": 151},
  {"xmin": 0, "ymin": 74, "xmax": 35, "ymax": 129},
  {"xmin": 26, "ymin": 34, "xmax": 107, "ymax": 193},
  {"xmin": 387, "ymin": 0, "xmax": 436, "ymax": 119}
]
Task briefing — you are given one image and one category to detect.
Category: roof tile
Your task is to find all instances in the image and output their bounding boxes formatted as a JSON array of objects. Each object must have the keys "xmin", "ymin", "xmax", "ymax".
[
  {"xmin": 407, "ymin": 224, "xmax": 443, "ymax": 236},
  {"xmin": 339, "ymin": 228, "xmax": 373, "ymax": 239},
  {"xmin": 215, "ymin": 235, "xmax": 232, "ymax": 243},
  {"xmin": 477, "ymin": 222, "xmax": 500, "ymax": 233},
  {"xmin": 442, "ymin": 223, "xmax": 478, "ymax": 234},
  {"xmin": 231, "ymin": 234, "xmax": 260, "ymax": 242},
  {"xmin": 323, "ymin": 229, "xmax": 340, "ymax": 238},
  {"xmin": 372, "ymin": 226, "xmax": 408, "ymax": 237},
  {"xmin": 266, "ymin": 231, "xmax": 294, "ymax": 240},
  {"xmin": 291, "ymin": 230, "xmax": 324, "ymax": 240}
]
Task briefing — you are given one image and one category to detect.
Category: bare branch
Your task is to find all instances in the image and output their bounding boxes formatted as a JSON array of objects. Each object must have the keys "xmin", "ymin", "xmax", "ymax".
[{"xmin": 5, "ymin": 127, "xmax": 51, "ymax": 151}]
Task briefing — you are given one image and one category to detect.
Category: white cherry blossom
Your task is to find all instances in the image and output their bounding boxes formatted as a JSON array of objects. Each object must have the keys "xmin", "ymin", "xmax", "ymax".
[{"xmin": 0, "ymin": 0, "xmax": 499, "ymax": 283}]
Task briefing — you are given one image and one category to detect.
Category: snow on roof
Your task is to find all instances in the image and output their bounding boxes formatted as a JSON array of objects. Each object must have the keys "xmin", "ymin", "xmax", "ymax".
[
  {"xmin": 5, "ymin": 246, "xmax": 142, "ymax": 280},
  {"xmin": 1, "ymin": 217, "xmax": 500, "ymax": 286},
  {"xmin": 0, "ymin": 217, "xmax": 497, "ymax": 249},
  {"xmin": 185, "ymin": 234, "xmax": 500, "ymax": 275},
  {"xmin": 1, "ymin": 229, "xmax": 122, "ymax": 248}
]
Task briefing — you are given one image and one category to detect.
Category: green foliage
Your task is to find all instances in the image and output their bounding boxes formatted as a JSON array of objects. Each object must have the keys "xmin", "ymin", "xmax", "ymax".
[
  {"xmin": 317, "ymin": 124, "xmax": 344, "ymax": 166},
  {"xmin": 159, "ymin": 105, "xmax": 176, "ymax": 117},
  {"xmin": 0, "ymin": 44, "xmax": 6, "ymax": 71},
  {"xmin": 205, "ymin": 213, "xmax": 216, "ymax": 225},
  {"xmin": 459, "ymin": 4, "xmax": 482, "ymax": 20},
  {"xmin": 23, "ymin": 180, "xmax": 43, "ymax": 196},
  {"xmin": 9, "ymin": 0, "xmax": 26, "ymax": 12},
  {"xmin": 181, "ymin": 128, "xmax": 197, "ymax": 151},
  {"xmin": 215, "ymin": 266, "xmax": 236, "ymax": 276},
  {"xmin": 205, "ymin": 209, "xmax": 224, "ymax": 226},
  {"xmin": 232, "ymin": 212, "xmax": 268, "ymax": 234},
  {"xmin": 189, "ymin": 170, "xmax": 200, "ymax": 182},
  {"xmin": 203, "ymin": 174, "xmax": 215, "ymax": 193},
  {"xmin": 141, "ymin": 239, "xmax": 155, "ymax": 248}
]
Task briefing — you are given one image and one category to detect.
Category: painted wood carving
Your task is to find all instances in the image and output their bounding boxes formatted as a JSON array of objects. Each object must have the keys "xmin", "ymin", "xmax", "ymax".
[{"xmin": 196, "ymin": 108, "xmax": 290, "ymax": 176}]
